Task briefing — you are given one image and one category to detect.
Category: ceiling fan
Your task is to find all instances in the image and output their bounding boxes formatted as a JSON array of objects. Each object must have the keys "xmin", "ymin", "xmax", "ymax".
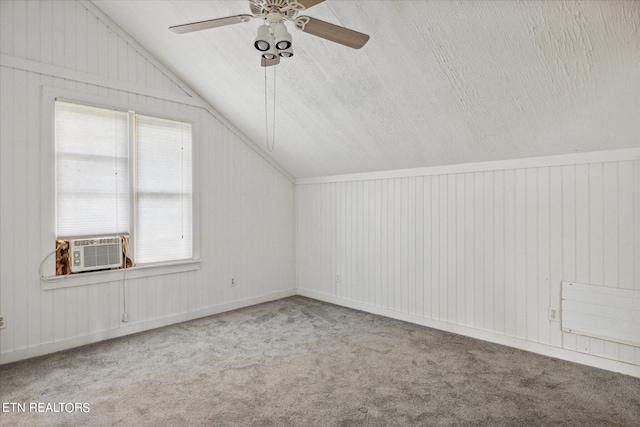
[{"xmin": 169, "ymin": 0, "xmax": 370, "ymax": 67}]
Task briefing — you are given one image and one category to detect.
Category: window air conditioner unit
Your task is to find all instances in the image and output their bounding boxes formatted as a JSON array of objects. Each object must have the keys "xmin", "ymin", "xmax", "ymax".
[{"xmin": 69, "ymin": 236, "xmax": 123, "ymax": 273}]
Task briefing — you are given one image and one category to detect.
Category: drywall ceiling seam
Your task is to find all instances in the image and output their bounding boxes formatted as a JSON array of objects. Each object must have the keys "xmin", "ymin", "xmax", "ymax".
[{"xmin": 82, "ymin": 0, "xmax": 296, "ymax": 184}]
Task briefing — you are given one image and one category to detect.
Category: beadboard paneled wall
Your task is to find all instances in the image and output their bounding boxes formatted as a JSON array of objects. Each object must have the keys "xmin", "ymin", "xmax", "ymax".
[
  {"xmin": 296, "ymin": 154, "xmax": 640, "ymax": 374},
  {"xmin": 0, "ymin": 0, "xmax": 295, "ymax": 363}
]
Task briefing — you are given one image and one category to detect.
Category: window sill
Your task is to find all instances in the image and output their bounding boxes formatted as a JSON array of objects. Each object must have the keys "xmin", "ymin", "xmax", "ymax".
[{"xmin": 41, "ymin": 259, "xmax": 201, "ymax": 291}]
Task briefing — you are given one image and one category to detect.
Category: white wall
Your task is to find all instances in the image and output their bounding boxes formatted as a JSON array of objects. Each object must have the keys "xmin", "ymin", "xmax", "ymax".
[
  {"xmin": 296, "ymin": 150, "xmax": 640, "ymax": 376},
  {"xmin": 1, "ymin": 0, "xmax": 637, "ymax": 378},
  {"xmin": 0, "ymin": 0, "xmax": 295, "ymax": 363}
]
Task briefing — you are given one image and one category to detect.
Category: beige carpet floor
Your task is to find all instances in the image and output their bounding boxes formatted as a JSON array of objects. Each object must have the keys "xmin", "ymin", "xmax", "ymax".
[{"xmin": 1, "ymin": 296, "xmax": 638, "ymax": 426}]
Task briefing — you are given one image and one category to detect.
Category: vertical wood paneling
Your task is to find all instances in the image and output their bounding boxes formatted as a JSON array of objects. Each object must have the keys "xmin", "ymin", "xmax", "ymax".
[
  {"xmin": 587, "ymin": 163, "xmax": 605, "ymax": 357},
  {"xmin": 0, "ymin": 0, "xmax": 13, "ymax": 55},
  {"xmin": 323, "ymin": 183, "xmax": 331, "ymax": 295},
  {"xmin": 38, "ymin": 3, "xmax": 52, "ymax": 66},
  {"xmin": 464, "ymin": 173, "xmax": 475, "ymax": 327},
  {"xmin": 26, "ymin": 0, "xmax": 39, "ymax": 62},
  {"xmin": 13, "ymin": 1, "xmax": 27, "ymax": 57},
  {"xmin": 13, "ymin": 69, "xmax": 28, "ymax": 351},
  {"xmin": 526, "ymin": 168, "xmax": 538, "ymax": 342},
  {"xmin": 393, "ymin": 179, "xmax": 402, "ymax": 312},
  {"xmin": 415, "ymin": 177, "xmax": 424, "ymax": 317},
  {"xmin": 64, "ymin": 0, "xmax": 76, "ymax": 70},
  {"xmin": 549, "ymin": 166, "xmax": 563, "ymax": 347},
  {"xmin": 503, "ymin": 170, "xmax": 516, "ymax": 337},
  {"xmin": 365, "ymin": 181, "xmax": 372, "ymax": 305},
  {"xmin": 575, "ymin": 164, "xmax": 591, "ymax": 353},
  {"xmin": 537, "ymin": 168, "xmax": 550, "ymax": 346},
  {"xmin": 52, "ymin": 1, "xmax": 65, "ymax": 68},
  {"xmin": 1, "ymin": 65, "xmax": 15, "ymax": 354},
  {"xmin": 439, "ymin": 175, "xmax": 448, "ymax": 321},
  {"xmin": 618, "ymin": 161, "xmax": 635, "ymax": 290},
  {"xmin": 447, "ymin": 175, "xmax": 456, "ymax": 323},
  {"xmin": 407, "ymin": 178, "xmax": 415, "ymax": 315},
  {"xmin": 635, "ymin": 161, "xmax": 640, "ymax": 296},
  {"xmin": 52, "ymin": 290, "xmax": 65, "ymax": 342},
  {"xmin": 338, "ymin": 182, "xmax": 345, "ymax": 299},
  {"xmin": 561, "ymin": 165, "xmax": 578, "ymax": 351},
  {"xmin": 455, "ymin": 175, "xmax": 465, "ymax": 325},
  {"xmin": 380, "ymin": 180, "xmax": 388, "ymax": 308},
  {"xmin": 423, "ymin": 176, "xmax": 432, "ymax": 318},
  {"xmin": 483, "ymin": 172, "xmax": 494, "ymax": 331},
  {"xmin": 589, "ymin": 164, "xmax": 604, "ymax": 285},
  {"xmin": 65, "ymin": 287, "xmax": 78, "ymax": 338},
  {"xmin": 431, "ymin": 176, "xmax": 440, "ymax": 319},
  {"xmin": 514, "ymin": 169, "xmax": 526, "ymax": 339},
  {"xmin": 1, "ymin": 0, "xmax": 295, "ymax": 361},
  {"xmin": 297, "ymin": 158, "xmax": 639, "ymax": 369},
  {"xmin": 474, "ymin": 173, "xmax": 485, "ymax": 329},
  {"xmin": 493, "ymin": 171, "xmax": 505, "ymax": 335},
  {"xmin": 108, "ymin": 281, "xmax": 119, "ymax": 329},
  {"xmin": 357, "ymin": 181, "xmax": 364, "ymax": 303},
  {"xmin": 373, "ymin": 180, "xmax": 381, "ymax": 306},
  {"xmin": 346, "ymin": 182, "xmax": 352, "ymax": 300}
]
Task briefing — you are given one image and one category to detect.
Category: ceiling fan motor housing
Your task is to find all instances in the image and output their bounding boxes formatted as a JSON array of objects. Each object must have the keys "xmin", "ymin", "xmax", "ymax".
[
  {"xmin": 250, "ymin": 0, "xmax": 300, "ymax": 19},
  {"xmin": 266, "ymin": 11, "xmax": 285, "ymax": 25}
]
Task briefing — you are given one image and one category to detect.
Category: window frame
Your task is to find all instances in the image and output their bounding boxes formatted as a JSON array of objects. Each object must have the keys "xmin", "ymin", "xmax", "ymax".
[{"xmin": 40, "ymin": 86, "xmax": 200, "ymax": 290}]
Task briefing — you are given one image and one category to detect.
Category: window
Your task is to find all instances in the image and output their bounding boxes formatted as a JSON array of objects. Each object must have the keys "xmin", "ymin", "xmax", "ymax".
[{"xmin": 55, "ymin": 101, "xmax": 193, "ymax": 265}]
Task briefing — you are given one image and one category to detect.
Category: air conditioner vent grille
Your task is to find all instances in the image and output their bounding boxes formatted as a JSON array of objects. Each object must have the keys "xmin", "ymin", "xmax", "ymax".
[{"xmin": 69, "ymin": 236, "xmax": 123, "ymax": 273}]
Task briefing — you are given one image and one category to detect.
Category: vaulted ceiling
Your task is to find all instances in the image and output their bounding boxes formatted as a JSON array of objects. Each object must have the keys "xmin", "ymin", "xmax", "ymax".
[{"xmin": 93, "ymin": 0, "xmax": 639, "ymax": 178}]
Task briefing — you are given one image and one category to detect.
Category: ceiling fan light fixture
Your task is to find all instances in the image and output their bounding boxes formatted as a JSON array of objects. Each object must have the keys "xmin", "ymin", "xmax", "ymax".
[
  {"xmin": 263, "ymin": 51, "xmax": 277, "ymax": 60},
  {"xmin": 278, "ymin": 46, "xmax": 293, "ymax": 58},
  {"xmin": 262, "ymin": 35, "xmax": 277, "ymax": 60},
  {"xmin": 254, "ymin": 24, "xmax": 271, "ymax": 51},
  {"xmin": 273, "ymin": 22, "xmax": 292, "ymax": 50}
]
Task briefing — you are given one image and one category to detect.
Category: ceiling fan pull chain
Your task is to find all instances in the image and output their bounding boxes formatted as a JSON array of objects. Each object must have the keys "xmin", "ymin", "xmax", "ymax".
[
  {"xmin": 264, "ymin": 66, "xmax": 269, "ymax": 151},
  {"xmin": 264, "ymin": 65, "xmax": 276, "ymax": 153},
  {"xmin": 272, "ymin": 65, "xmax": 277, "ymax": 152}
]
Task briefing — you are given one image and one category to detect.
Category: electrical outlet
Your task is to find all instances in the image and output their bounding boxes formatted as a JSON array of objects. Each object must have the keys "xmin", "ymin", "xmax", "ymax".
[
  {"xmin": 231, "ymin": 277, "xmax": 236, "ymax": 286},
  {"xmin": 0, "ymin": 316, "xmax": 5, "ymax": 329},
  {"xmin": 548, "ymin": 307, "xmax": 559, "ymax": 322}
]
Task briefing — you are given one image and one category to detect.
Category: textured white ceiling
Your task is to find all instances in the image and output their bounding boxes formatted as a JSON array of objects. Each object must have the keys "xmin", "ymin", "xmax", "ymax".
[{"xmin": 93, "ymin": 0, "xmax": 639, "ymax": 178}]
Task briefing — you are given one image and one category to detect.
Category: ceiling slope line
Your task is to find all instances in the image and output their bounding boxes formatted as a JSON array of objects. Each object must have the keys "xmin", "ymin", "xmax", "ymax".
[
  {"xmin": 82, "ymin": 0, "xmax": 296, "ymax": 184},
  {"xmin": 295, "ymin": 148, "xmax": 640, "ymax": 185},
  {"xmin": 0, "ymin": 54, "xmax": 199, "ymax": 107}
]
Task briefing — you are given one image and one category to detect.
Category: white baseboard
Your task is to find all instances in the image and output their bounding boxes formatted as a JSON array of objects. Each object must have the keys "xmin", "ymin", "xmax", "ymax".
[
  {"xmin": 0, "ymin": 288, "xmax": 296, "ymax": 365},
  {"xmin": 297, "ymin": 288, "xmax": 640, "ymax": 378},
  {"xmin": 4, "ymin": 287, "xmax": 638, "ymax": 378}
]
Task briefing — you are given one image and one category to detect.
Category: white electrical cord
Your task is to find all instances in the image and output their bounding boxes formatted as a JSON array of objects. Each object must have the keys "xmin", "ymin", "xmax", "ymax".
[
  {"xmin": 122, "ymin": 271, "xmax": 128, "ymax": 323},
  {"xmin": 39, "ymin": 243, "xmax": 71, "ymax": 283}
]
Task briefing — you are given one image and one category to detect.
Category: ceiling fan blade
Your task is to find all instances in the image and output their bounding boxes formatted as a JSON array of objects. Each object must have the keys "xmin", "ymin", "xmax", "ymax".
[
  {"xmin": 297, "ymin": 0, "xmax": 325, "ymax": 10},
  {"xmin": 261, "ymin": 56, "xmax": 280, "ymax": 67},
  {"xmin": 295, "ymin": 16, "xmax": 369, "ymax": 49},
  {"xmin": 169, "ymin": 15, "xmax": 253, "ymax": 34}
]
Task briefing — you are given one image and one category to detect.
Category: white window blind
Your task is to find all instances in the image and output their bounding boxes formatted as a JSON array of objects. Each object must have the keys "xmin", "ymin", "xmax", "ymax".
[
  {"xmin": 55, "ymin": 102, "xmax": 130, "ymax": 237},
  {"xmin": 54, "ymin": 101, "xmax": 193, "ymax": 266},
  {"xmin": 135, "ymin": 115, "xmax": 193, "ymax": 264}
]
